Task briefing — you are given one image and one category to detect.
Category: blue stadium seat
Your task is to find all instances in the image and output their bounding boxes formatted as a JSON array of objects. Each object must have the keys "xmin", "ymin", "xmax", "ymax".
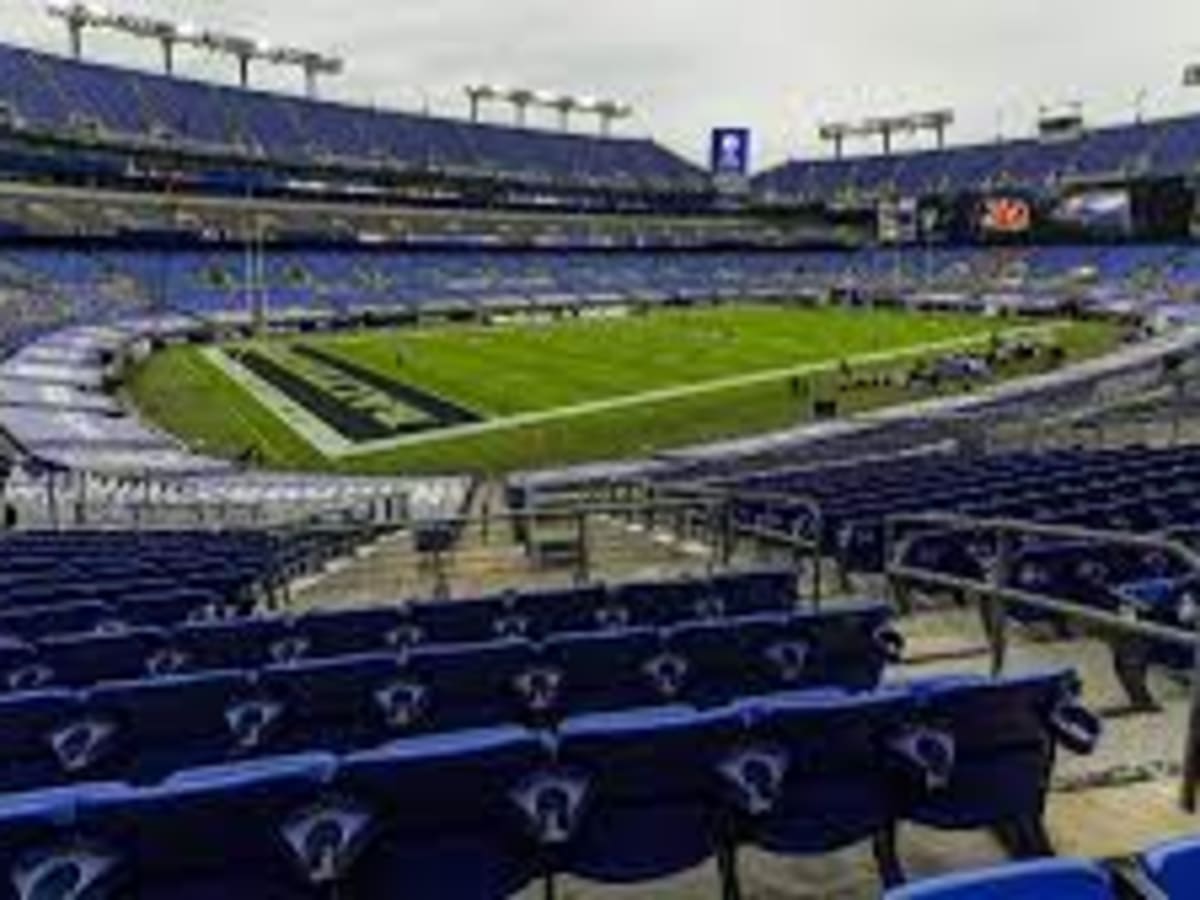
[
  {"xmin": 118, "ymin": 589, "xmax": 223, "ymax": 628},
  {"xmin": 796, "ymin": 603, "xmax": 903, "ymax": 690},
  {"xmin": 0, "ymin": 636, "xmax": 41, "ymax": 692},
  {"xmin": 0, "ymin": 601, "xmax": 114, "ymax": 641},
  {"xmin": 884, "ymin": 858, "xmax": 1114, "ymax": 899},
  {"xmin": 1141, "ymin": 833, "xmax": 1200, "ymax": 898},
  {"xmin": 902, "ymin": 670, "xmax": 1101, "ymax": 856},
  {"xmin": 728, "ymin": 688, "xmax": 919, "ymax": 887},
  {"xmin": 410, "ymin": 595, "xmax": 515, "ymax": 645},
  {"xmin": 174, "ymin": 617, "xmax": 302, "ymax": 671},
  {"xmin": 338, "ymin": 725, "xmax": 547, "ymax": 899},
  {"xmin": 711, "ymin": 568, "xmax": 797, "ymax": 616},
  {"xmin": 261, "ymin": 652, "xmax": 408, "ymax": 751},
  {"xmin": 514, "ymin": 584, "xmax": 606, "ymax": 638},
  {"xmin": 554, "ymin": 704, "xmax": 745, "ymax": 885},
  {"xmin": 76, "ymin": 752, "xmax": 339, "ymax": 899},
  {"xmin": 611, "ymin": 577, "xmax": 712, "ymax": 628},
  {"xmin": 545, "ymin": 627, "xmax": 671, "ymax": 714},
  {"xmin": 37, "ymin": 627, "xmax": 166, "ymax": 687},
  {"xmin": 407, "ymin": 638, "xmax": 540, "ymax": 731},
  {"xmin": 0, "ymin": 782, "xmax": 130, "ymax": 900},
  {"xmin": 295, "ymin": 606, "xmax": 412, "ymax": 658},
  {"xmin": 87, "ymin": 670, "xmax": 257, "ymax": 782},
  {"xmin": 0, "ymin": 689, "xmax": 81, "ymax": 791}
]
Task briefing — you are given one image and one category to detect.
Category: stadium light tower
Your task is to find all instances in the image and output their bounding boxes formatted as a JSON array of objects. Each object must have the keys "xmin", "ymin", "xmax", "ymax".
[
  {"xmin": 464, "ymin": 84, "xmax": 503, "ymax": 122},
  {"xmin": 507, "ymin": 88, "xmax": 535, "ymax": 126},
  {"xmin": 593, "ymin": 99, "xmax": 632, "ymax": 136},
  {"xmin": 158, "ymin": 22, "xmax": 180, "ymax": 73},
  {"xmin": 476, "ymin": 84, "xmax": 631, "ymax": 133},
  {"xmin": 819, "ymin": 109, "xmax": 954, "ymax": 158},
  {"xmin": 548, "ymin": 93, "xmax": 577, "ymax": 131},
  {"xmin": 46, "ymin": 1, "xmax": 105, "ymax": 59},
  {"xmin": 818, "ymin": 122, "xmax": 850, "ymax": 159},
  {"xmin": 45, "ymin": 4, "xmax": 343, "ymax": 93}
]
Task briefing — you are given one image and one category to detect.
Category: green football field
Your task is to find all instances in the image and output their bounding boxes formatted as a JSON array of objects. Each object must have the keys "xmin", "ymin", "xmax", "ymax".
[{"xmin": 124, "ymin": 305, "xmax": 1119, "ymax": 475}]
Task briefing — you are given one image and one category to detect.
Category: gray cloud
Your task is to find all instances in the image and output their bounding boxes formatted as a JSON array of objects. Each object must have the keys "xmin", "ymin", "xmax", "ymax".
[{"xmin": 5, "ymin": 0, "xmax": 1199, "ymax": 167}]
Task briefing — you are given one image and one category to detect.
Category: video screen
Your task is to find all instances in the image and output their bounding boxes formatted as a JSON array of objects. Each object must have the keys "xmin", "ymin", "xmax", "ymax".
[
  {"xmin": 978, "ymin": 195, "xmax": 1034, "ymax": 235},
  {"xmin": 1048, "ymin": 188, "xmax": 1132, "ymax": 237}
]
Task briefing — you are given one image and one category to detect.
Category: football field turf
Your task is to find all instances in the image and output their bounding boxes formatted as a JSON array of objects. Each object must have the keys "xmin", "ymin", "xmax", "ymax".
[{"xmin": 125, "ymin": 305, "xmax": 1118, "ymax": 475}]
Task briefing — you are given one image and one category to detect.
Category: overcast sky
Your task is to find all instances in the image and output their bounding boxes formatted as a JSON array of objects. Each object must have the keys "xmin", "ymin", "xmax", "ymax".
[{"xmin": 5, "ymin": 0, "xmax": 1200, "ymax": 168}]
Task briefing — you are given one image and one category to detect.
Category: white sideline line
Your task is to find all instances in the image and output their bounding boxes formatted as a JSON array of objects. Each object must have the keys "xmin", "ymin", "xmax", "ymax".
[
  {"xmin": 204, "ymin": 324, "xmax": 1062, "ymax": 461},
  {"xmin": 201, "ymin": 347, "xmax": 357, "ymax": 457}
]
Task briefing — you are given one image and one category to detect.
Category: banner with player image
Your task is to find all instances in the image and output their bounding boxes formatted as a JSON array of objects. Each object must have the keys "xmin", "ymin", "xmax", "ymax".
[{"xmin": 710, "ymin": 128, "xmax": 751, "ymax": 176}]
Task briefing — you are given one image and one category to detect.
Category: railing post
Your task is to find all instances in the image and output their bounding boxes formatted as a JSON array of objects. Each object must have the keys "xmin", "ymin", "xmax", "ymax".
[
  {"xmin": 575, "ymin": 508, "xmax": 590, "ymax": 585},
  {"xmin": 706, "ymin": 500, "xmax": 722, "ymax": 575},
  {"xmin": 810, "ymin": 542, "xmax": 823, "ymax": 606},
  {"xmin": 46, "ymin": 473, "xmax": 60, "ymax": 531},
  {"xmin": 885, "ymin": 516, "xmax": 915, "ymax": 616},
  {"xmin": 431, "ymin": 546, "xmax": 450, "ymax": 601},
  {"xmin": 792, "ymin": 519, "xmax": 820, "ymax": 607},
  {"xmin": 720, "ymin": 496, "xmax": 736, "ymax": 568},
  {"xmin": 1182, "ymin": 615, "xmax": 1200, "ymax": 812},
  {"xmin": 982, "ymin": 528, "xmax": 1014, "ymax": 677}
]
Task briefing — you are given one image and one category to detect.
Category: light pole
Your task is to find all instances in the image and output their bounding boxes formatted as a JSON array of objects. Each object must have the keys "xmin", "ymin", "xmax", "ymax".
[
  {"xmin": 508, "ymin": 89, "xmax": 534, "ymax": 127},
  {"xmin": 594, "ymin": 100, "xmax": 632, "ymax": 136},
  {"xmin": 44, "ymin": 5, "xmax": 344, "ymax": 95},
  {"xmin": 465, "ymin": 84, "xmax": 502, "ymax": 122},
  {"xmin": 46, "ymin": 1, "xmax": 98, "ymax": 59},
  {"xmin": 550, "ymin": 94, "xmax": 577, "ymax": 131}
]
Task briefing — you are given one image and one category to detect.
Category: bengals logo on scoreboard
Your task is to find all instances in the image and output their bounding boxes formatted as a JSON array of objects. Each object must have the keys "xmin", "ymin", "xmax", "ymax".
[{"xmin": 981, "ymin": 196, "xmax": 1032, "ymax": 234}]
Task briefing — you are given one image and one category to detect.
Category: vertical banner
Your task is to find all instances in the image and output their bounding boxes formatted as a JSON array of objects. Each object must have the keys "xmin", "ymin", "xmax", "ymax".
[{"xmin": 710, "ymin": 128, "xmax": 752, "ymax": 177}]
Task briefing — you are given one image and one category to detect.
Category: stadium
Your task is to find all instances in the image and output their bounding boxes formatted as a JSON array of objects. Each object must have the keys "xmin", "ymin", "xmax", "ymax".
[{"xmin": 3, "ymin": 0, "xmax": 1200, "ymax": 897}]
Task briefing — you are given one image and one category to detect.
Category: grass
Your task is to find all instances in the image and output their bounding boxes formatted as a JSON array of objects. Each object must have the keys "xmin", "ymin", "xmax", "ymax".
[
  {"xmin": 125, "ymin": 345, "xmax": 324, "ymax": 467},
  {"xmin": 124, "ymin": 304, "xmax": 1122, "ymax": 476},
  {"xmin": 306, "ymin": 306, "xmax": 999, "ymax": 416}
]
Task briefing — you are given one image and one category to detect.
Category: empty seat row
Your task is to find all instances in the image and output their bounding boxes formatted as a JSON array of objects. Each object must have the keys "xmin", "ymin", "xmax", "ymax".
[
  {"xmin": 307, "ymin": 566, "xmax": 796, "ymax": 648},
  {"xmin": 723, "ymin": 445, "xmax": 1200, "ymax": 574},
  {"xmin": 839, "ymin": 484, "xmax": 1200, "ymax": 575},
  {"xmin": 0, "ymin": 592, "xmax": 227, "ymax": 642},
  {"xmin": 0, "ymin": 528, "xmax": 348, "ymax": 617},
  {"xmin": 0, "ymin": 604, "xmax": 899, "ymax": 789},
  {"xmin": 0, "ymin": 668, "xmax": 1098, "ymax": 899},
  {"xmin": 0, "ymin": 568, "xmax": 804, "ymax": 691}
]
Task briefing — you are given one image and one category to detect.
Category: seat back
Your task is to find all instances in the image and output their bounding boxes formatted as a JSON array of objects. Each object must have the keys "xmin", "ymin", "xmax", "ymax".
[
  {"xmin": 743, "ymin": 689, "xmax": 915, "ymax": 855},
  {"xmin": 338, "ymin": 725, "xmax": 546, "ymax": 899},
  {"xmin": 77, "ymin": 753, "xmax": 338, "ymax": 898},
  {"xmin": 905, "ymin": 670, "xmax": 1097, "ymax": 830},
  {"xmin": 556, "ymin": 704, "xmax": 746, "ymax": 883}
]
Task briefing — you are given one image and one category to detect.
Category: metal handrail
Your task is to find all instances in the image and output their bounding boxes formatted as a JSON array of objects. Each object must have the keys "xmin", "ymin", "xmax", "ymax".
[
  {"xmin": 632, "ymin": 479, "xmax": 828, "ymax": 601},
  {"xmin": 884, "ymin": 510, "xmax": 1200, "ymax": 812}
]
